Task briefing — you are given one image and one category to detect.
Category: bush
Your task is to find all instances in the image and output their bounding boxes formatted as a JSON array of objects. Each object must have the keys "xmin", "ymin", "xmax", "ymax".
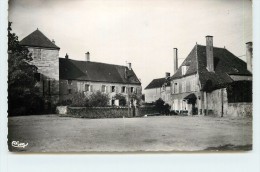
[
  {"xmin": 58, "ymin": 99, "xmax": 72, "ymax": 106},
  {"xmin": 154, "ymin": 98, "xmax": 171, "ymax": 115},
  {"xmin": 71, "ymin": 92, "xmax": 88, "ymax": 107},
  {"xmin": 88, "ymin": 91, "xmax": 109, "ymax": 107},
  {"xmin": 154, "ymin": 98, "xmax": 165, "ymax": 114},
  {"xmin": 8, "ymin": 92, "xmax": 44, "ymax": 116},
  {"xmin": 114, "ymin": 93, "xmax": 127, "ymax": 106}
]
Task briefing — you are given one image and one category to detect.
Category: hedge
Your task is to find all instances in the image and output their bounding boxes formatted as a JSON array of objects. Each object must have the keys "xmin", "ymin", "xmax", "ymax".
[{"xmin": 59, "ymin": 106, "xmax": 159, "ymax": 119}]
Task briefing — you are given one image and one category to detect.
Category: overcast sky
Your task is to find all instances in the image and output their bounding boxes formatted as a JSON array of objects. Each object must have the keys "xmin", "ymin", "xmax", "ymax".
[{"xmin": 9, "ymin": 0, "xmax": 252, "ymax": 89}]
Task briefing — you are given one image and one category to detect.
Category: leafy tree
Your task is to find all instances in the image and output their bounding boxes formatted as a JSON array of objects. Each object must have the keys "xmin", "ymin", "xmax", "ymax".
[
  {"xmin": 154, "ymin": 98, "xmax": 165, "ymax": 114},
  {"xmin": 8, "ymin": 22, "xmax": 39, "ymax": 115},
  {"xmin": 154, "ymin": 98, "xmax": 171, "ymax": 115},
  {"xmin": 88, "ymin": 91, "xmax": 109, "ymax": 107}
]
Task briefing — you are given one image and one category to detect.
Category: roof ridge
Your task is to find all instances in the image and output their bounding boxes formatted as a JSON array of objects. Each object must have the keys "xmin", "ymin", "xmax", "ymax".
[
  {"xmin": 197, "ymin": 44, "xmax": 226, "ymax": 50},
  {"xmin": 59, "ymin": 57, "xmax": 127, "ymax": 68}
]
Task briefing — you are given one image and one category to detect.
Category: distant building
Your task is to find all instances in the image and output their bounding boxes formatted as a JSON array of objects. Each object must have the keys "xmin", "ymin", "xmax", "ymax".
[
  {"xmin": 170, "ymin": 36, "xmax": 252, "ymax": 117},
  {"xmin": 59, "ymin": 56, "xmax": 142, "ymax": 106},
  {"xmin": 144, "ymin": 72, "xmax": 171, "ymax": 104},
  {"xmin": 20, "ymin": 29, "xmax": 142, "ymax": 110}
]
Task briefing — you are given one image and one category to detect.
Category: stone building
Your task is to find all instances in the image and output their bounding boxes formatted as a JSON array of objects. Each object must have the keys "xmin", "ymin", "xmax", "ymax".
[
  {"xmin": 20, "ymin": 29, "xmax": 141, "ymax": 109},
  {"xmin": 59, "ymin": 54, "xmax": 142, "ymax": 106},
  {"xmin": 170, "ymin": 36, "xmax": 252, "ymax": 117},
  {"xmin": 144, "ymin": 72, "xmax": 171, "ymax": 104},
  {"xmin": 20, "ymin": 29, "xmax": 60, "ymax": 110}
]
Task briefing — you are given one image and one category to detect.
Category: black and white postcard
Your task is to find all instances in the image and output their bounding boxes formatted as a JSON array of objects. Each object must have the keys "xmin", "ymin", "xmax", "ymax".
[{"xmin": 7, "ymin": 0, "xmax": 252, "ymax": 152}]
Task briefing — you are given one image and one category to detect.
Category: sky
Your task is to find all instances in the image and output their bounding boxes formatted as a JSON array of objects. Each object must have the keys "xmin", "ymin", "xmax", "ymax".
[{"xmin": 8, "ymin": 0, "xmax": 252, "ymax": 89}]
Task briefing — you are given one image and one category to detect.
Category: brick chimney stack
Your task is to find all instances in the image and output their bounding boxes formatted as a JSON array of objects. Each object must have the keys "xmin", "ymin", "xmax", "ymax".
[
  {"xmin": 246, "ymin": 42, "xmax": 253, "ymax": 73},
  {"xmin": 165, "ymin": 72, "xmax": 170, "ymax": 78},
  {"xmin": 128, "ymin": 62, "xmax": 132, "ymax": 70},
  {"xmin": 206, "ymin": 35, "xmax": 214, "ymax": 72},
  {"xmin": 85, "ymin": 52, "xmax": 90, "ymax": 61},
  {"xmin": 65, "ymin": 53, "xmax": 69, "ymax": 59},
  {"xmin": 173, "ymin": 48, "xmax": 178, "ymax": 74}
]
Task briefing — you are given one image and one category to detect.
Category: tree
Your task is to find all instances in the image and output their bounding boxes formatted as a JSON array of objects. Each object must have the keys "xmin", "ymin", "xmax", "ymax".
[
  {"xmin": 88, "ymin": 91, "xmax": 109, "ymax": 107},
  {"xmin": 154, "ymin": 98, "xmax": 165, "ymax": 114},
  {"xmin": 8, "ymin": 22, "xmax": 39, "ymax": 115}
]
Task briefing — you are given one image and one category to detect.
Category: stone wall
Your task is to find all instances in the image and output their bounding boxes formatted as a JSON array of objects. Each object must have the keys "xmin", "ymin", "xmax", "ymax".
[
  {"xmin": 226, "ymin": 103, "xmax": 252, "ymax": 117},
  {"xmin": 57, "ymin": 106, "xmax": 158, "ymax": 118},
  {"xmin": 207, "ymin": 88, "xmax": 252, "ymax": 117},
  {"xmin": 207, "ymin": 88, "xmax": 228, "ymax": 117},
  {"xmin": 28, "ymin": 47, "xmax": 60, "ymax": 110}
]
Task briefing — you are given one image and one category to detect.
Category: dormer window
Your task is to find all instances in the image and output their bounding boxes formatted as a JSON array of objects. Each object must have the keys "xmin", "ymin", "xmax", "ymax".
[
  {"xmin": 182, "ymin": 66, "xmax": 189, "ymax": 75},
  {"xmin": 67, "ymin": 80, "xmax": 72, "ymax": 85}
]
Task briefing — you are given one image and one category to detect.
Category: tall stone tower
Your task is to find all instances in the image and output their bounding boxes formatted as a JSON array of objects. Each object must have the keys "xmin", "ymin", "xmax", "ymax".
[{"xmin": 20, "ymin": 29, "xmax": 60, "ymax": 111}]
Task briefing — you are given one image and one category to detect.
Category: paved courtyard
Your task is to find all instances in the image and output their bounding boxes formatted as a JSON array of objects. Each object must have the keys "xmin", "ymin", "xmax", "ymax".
[{"xmin": 8, "ymin": 115, "xmax": 252, "ymax": 152}]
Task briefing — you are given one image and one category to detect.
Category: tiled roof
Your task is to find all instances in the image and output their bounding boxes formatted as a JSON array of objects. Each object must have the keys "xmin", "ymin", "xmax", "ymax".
[
  {"xmin": 20, "ymin": 29, "xmax": 60, "ymax": 49},
  {"xmin": 59, "ymin": 58, "xmax": 141, "ymax": 85},
  {"xmin": 171, "ymin": 44, "xmax": 252, "ymax": 91},
  {"xmin": 145, "ymin": 77, "xmax": 170, "ymax": 89}
]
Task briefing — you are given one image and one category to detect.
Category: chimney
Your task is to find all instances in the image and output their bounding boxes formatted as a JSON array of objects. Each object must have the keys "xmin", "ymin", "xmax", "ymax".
[
  {"xmin": 246, "ymin": 42, "xmax": 253, "ymax": 72},
  {"xmin": 206, "ymin": 35, "xmax": 214, "ymax": 72},
  {"xmin": 85, "ymin": 52, "xmax": 90, "ymax": 61},
  {"xmin": 128, "ymin": 62, "xmax": 132, "ymax": 70},
  {"xmin": 165, "ymin": 72, "xmax": 170, "ymax": 78},
  {"xmin": 65, "ymin": 53, "xmax": 69, "ymax": 59},
  {"xmin": 52, "ymin": 39, "xmax": 55, "ymax": 44},
  {"xmin": 173, "ymin": 48, "xmax": 178, "ymax": 74}
]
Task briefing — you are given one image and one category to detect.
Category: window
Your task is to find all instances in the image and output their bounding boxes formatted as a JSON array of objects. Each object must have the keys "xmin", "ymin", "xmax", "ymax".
[
  {"xmin": 162, "ymin": 85, "xmax": 166, "ymax": 91},
  {"xmin": 68, "ymin": 80, "xmax": 72, "ymax": 85},
  {"xmin": 68, "ymin": 89, "xmax": 72, "ymax": 94},
  {"xmin": 182, "ymin": 66, "xmax": 189, "ymax": 75},
  {"xmin": 174, "ymin": 82, "xmax": 179, "ymax": 94},
  {"xmin": 182, "ymin": 81, "xmax": 186, "ymax": 93},
  {"xmin": 111, "ymin": 100, "xmax": 115, "ymax": 106},
  {"xmin": 130, "ymin": 87, "xmax": 134, "ymax": 93},
  {"xmin": 33, "ymin": 48, "xmax": 41, "ymax": 59},
  {"xmin": 190, "ymin": 79, "xmax": 195, "ymax": 91},
  {"xmin": 121, "ymin": 86, "xmax": 126, "ymax": 93},
  {"xmin": 101, "ymin": 85, "xmax": 106, "ymax": 92},
  {"xmin": 111, "ymin": 86, "xmax": 115, "ymax": 93},
  {"xmin": 85, "ymin": 84, "xmax": 90, "ymax": 92}
]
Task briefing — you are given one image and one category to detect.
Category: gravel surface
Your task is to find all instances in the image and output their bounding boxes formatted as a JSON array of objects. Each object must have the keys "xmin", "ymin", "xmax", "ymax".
[{"xmin": 8, "ymin": 115, "xmax": 252, "ymax": 152}]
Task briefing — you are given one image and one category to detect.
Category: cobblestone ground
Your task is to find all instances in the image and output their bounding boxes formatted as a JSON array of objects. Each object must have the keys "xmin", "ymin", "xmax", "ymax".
[{"xmin": 8, "ymin": 115, "xmax": 252, "ymax": 152}]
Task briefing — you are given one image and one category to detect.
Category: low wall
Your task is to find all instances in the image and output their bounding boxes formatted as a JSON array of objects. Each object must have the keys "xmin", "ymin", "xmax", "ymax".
[
  {"xmin": 57, "ymin": 106, "xmax": 158, "ymax": 118},
  {"xmin": 67, "ymin": 107, "xmax": 131, "ymax": 118},
  {"xmin": 226, "ymin": 103, "xmax": 252, "ymax": 117},
  {"xmin": 56, "ymin": 106, "xmax": 68, "ymax": 115}
]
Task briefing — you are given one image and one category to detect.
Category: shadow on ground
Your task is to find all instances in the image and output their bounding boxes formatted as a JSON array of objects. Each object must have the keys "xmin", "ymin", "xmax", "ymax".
[{"xmin": 205, "ymin": 144, "xmax": 252, "ymax": 151}]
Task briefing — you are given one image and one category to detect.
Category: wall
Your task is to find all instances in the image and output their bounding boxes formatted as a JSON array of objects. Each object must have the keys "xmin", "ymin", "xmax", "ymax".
[
  {"xmin": 58, "ymin": 106, "xmax": 158, "ymax": 118},
  {"xmin": 144, "ymin": 88, "xmax": 161, "ymax": 103},
  {"xmin": 207, "ymin": 88, "xmax": 228, "ymax": 117},
  {"xmin": 144, "ymin": 86, "xmax": 171, "ymax": 104},
  {"xmin": 28, "ymin": 48, "xmax": 59, "ymax": 80},
  {"xmin": 59, "ymin": 79, "xmax": 142, "ymax": 105},
  {"xmin": 207, "ymin": 88, "xmax": 252, "ymax": 117},
  {"xmin": 170, "ymin": 74, "xmax": 199, "ymax": 112},
  {"xmin": 28, "ymin": 47, "xmax": 60, "ymax": 109},
  {"xmin": 226, "ymin": 103, "xmax": 252, "ymax": 117}
]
